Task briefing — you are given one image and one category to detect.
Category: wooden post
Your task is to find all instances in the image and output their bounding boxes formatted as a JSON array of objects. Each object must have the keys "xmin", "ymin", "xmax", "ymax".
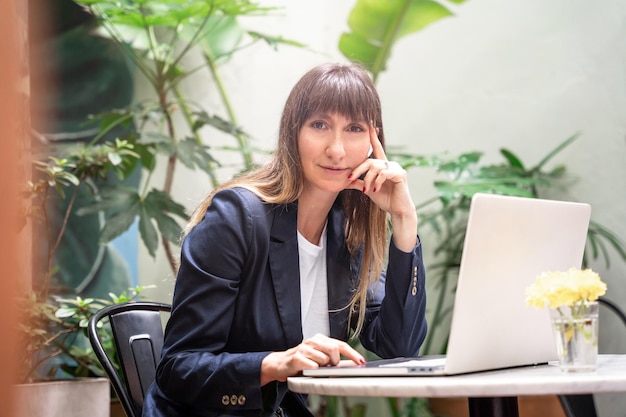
[{"xmin": 0, "ymin": 0, "xmax": 30, "ymax": 415}]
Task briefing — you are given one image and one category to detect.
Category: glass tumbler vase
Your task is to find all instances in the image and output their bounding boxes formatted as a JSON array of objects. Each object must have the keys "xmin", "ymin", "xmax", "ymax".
[{"xmin": 549, "ymin": 301, "xmax": 599, "ymax": 372}]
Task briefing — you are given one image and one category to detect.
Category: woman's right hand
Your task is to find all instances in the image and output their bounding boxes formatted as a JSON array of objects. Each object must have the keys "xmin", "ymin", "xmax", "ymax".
[{"xmin": 260, "ymin": 334, "xmax": 366, "ymax": 385}]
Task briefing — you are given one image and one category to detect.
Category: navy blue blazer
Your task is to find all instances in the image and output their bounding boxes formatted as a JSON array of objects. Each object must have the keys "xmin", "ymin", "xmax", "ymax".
[{"xmin": 142, "ymin": 187, "xmax": 427, "ymax": 417}]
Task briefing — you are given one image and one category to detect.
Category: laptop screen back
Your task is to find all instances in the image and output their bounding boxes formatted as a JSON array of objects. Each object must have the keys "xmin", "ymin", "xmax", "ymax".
[{"xmin": 444, "ymin": 193, "xmax": 591, "ymax": 374}]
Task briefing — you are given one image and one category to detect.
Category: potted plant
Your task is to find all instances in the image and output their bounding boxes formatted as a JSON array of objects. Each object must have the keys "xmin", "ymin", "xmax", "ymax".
[
  {"xmin": 14, "ymin": 286, "xmax": 154, "ymax": 417},
  {"xmin": 18, "ymin": 285, "xmax": 154, "ymax": 383},
  {"xmin": 14, "ymin": 138, "xmax": 151, "ymax": 417}
]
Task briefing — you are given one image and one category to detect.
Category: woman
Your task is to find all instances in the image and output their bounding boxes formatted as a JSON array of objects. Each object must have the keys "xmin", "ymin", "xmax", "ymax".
[{"xmin": 142, "ymin": 62, "xmax": 428, "ymax": 417}]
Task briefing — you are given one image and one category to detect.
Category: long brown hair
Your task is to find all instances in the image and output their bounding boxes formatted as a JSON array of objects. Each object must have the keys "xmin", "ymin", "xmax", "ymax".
[{"xmin": 186, "ymin": 62, "xmax": 388, "ymax": 336}]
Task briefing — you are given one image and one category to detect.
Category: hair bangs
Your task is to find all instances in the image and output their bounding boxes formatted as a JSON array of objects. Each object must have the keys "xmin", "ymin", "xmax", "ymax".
[{"xmin": 304, "ymin": 68, "xmax": 380, "ymax": 124}]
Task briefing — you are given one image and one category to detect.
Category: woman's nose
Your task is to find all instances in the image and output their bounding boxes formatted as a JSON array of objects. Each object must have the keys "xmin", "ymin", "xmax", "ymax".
[{"xmin": 326, "ymin": 132, "xmax": 346, "ymax": 158}]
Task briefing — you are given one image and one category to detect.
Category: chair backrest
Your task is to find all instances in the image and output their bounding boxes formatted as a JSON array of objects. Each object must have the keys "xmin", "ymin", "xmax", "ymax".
[{"xmin": 88, "ymin": 302, "xmax": 171, "ymax": 417}]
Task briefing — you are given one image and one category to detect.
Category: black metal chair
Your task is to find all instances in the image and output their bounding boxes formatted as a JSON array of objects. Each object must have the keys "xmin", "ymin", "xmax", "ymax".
[
  {"xmin": 88, "ymin": 301, "xmax": 171, "ymax": 417},
  {"xmin": 558, "ymin": 297, "xmax": 626, "ymax": 417}
]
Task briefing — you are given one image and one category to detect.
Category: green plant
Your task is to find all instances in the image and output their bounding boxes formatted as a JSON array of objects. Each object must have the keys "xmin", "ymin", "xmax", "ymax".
[
  {"xmin": 20, "ymin": 137, "xmax": 155, "ymax": 383},
  {"xmin": 340, "ymin": 0, "xmax": 469, "ymax": 83},
  {"xmin": 392, "ymin": 135, "xmax": 626, "ymax": 354},
  {"xmin": 26, "ymin": 139, "xmax": 141, "ymax": 297},
  {"xmin": 18, "ymin": 285, "xmax": 152, "ymax": 383},
  {"xmin": 71, "ymin": 0, "xmax": 303, "ymax": 272}
]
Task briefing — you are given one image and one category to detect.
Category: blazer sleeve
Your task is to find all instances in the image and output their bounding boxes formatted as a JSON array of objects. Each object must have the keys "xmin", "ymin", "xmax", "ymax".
[
  {"xmin": 152, "ymin": 188, "xmax": 272, "ymax": 415},
  {"xmin": 358, "ymin": 237, "xmax": 428, "ymax": 358}
]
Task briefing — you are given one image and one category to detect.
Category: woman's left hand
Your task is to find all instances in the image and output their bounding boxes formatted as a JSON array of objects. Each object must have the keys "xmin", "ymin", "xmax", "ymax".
[{"xmin": 346, "ymin": 123, "xmax": 418, "ymax": 251}]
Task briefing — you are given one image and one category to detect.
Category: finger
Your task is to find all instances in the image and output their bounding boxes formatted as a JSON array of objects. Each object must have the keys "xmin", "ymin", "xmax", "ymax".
[
  {"xmin": 372, "ymin": 174, "xmax": 386, "ymax": 194},
  {"xmin": 346, "ymin": 163, "xmax": 370, "ymax": 191},
  {"xmin": 363, "ymin": 158, "xmax": 395, "ymax": 193},
  {"xmin": 299, "ymin": 343, "xmax": 332, "ymax": 367},
  {"xmin": 338, "ymin": 359, "xmax": 363, "ymax": 367},
  {"xmin": 346, "ymin": 168, "xmax": 383, "ymax": 194},
  {"xmin": 304, "ymin": 336, "xmax": 341, "ymax": 366},
  {"xmin": 369, "ymin": 122, "xmax": 387, "ymax": 161},
  {"xmin": 306, "ymin": 335, "xmax": 364, "ymax": 366},
  {"xmin": 337, "ymin": 341, "xmax": 366, "ymax": 365},
  {"xmin": 296, "ymin": 353, "xmax": 326, "ymax": 370}
]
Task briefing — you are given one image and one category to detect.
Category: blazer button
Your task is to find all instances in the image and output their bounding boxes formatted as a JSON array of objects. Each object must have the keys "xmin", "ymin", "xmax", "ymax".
[
  {"xmin": 230, "ymin": 394, "xmax": 238, "ymax": 405},
  {"xmin": 238, "ymin": 395, "xmax": 246, "ymax": 406},
  {"xmin": 221, "ymin": 395, "xmax": 229, "ymax": 406}
]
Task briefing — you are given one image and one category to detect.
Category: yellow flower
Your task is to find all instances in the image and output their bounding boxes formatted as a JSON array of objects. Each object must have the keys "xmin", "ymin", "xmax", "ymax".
[{"xmin": 525, "ymin": 268, "xmax": 607, "ymax": 309}]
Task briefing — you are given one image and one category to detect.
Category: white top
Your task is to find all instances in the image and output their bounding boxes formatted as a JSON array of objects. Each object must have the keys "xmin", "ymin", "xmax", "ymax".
[{"xmin": 298, "ymin": 223, "xmax": 330, "ymax": 340}]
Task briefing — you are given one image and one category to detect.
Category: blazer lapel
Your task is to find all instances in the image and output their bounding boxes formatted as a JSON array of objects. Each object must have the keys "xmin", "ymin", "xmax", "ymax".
[{"xmin": 268, "ymin": 203, "xmax": 303, "ymax": 348}]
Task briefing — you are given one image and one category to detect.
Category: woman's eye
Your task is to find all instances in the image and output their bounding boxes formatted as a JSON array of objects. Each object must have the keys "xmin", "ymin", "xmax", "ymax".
[
  {"xmin": 311, "ymin": 121, "xmax": 326, "ymax": 129},
  {"xmin": 348, "ymin": 125, "xmax": 365, "ymax": 132}
]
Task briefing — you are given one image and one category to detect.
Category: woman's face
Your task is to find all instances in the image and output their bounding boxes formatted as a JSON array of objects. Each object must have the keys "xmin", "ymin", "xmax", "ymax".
[{"xmin": 298, "ymin": 111, "xmax": 371, "ymax": 195}]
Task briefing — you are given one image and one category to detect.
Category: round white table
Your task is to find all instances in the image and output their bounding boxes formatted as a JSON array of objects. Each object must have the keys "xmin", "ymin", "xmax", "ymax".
[{"xmin": 288, "ymin": 354, "xmax": 626, "ymax": 417}]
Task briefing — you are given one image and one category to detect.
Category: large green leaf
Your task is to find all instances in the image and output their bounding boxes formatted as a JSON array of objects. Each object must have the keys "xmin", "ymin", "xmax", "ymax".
[
  {"xmin": 144, "ymin": 189, "xmax": 188, "ymax": 219},
  {"xmin": 139, "ymin": 203, "xmax": 160, "ymax": 257},
  {"xmin": 534, "ymin": 132, "xmax": 580, "ymax": 171},
  {"xmin": 586, "ymin": 221, "xmax": 626, "ymax": 268},
  {"xmin": 100, "ymin": 201, "xmax": 142, "ymax": 242},
  {"xmin": 137, "ymin": 189, "xmax": 188, "ymax": 256},
  {"xmin": 75, "ymin": 186, "xmax": 137, "ymax": 214},
  {"xmin": 339, "ymin": 0, "xmax": 467, "ymax": 80},
  {"xmin": 144, "ymin": 191, "xmax": 186, "ymax": 243},
  {"xmin": 177, "ymin": 137, "xmax": 220, "ymax": 175},
  {"xmin": 76, "ymin": 185, "xmax": 187, "ymax": 254},
  {"xmin": 500, "ymin": 148, "xmax": 525, "ymax": 170},
  {"xmin": 86, "ymin": 187, "xmax": 143, "ymax": 242}
]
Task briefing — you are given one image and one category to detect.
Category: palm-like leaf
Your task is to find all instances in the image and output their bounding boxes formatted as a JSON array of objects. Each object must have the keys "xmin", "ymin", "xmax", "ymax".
[{"xmin": 339, "ymin": 0, "xmax": 468, "ymax": 82}]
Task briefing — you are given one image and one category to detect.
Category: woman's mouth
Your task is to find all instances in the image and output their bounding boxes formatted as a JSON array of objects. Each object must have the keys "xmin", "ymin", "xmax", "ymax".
[{"xmin": 321, "ymin": 165, "xmax": 349, "ymax": 175}]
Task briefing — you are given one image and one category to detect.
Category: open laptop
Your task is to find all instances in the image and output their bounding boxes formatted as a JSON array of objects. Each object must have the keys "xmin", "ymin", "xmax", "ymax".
[{"xmin": 303, "ymin": 193, "xmax": 592, "ymax": 377}]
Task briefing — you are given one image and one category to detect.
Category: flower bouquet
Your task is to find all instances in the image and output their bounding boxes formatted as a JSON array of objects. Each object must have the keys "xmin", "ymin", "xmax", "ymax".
[{"xmin": 525, "ymin": 268, "xmax": 607, "ymax": 372}]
